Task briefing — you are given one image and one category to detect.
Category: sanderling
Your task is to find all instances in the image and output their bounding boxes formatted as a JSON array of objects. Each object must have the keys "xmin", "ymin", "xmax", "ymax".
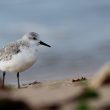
[{"xmin": 0, "ymin": 32, "xmax": 51, "ymax": 88}]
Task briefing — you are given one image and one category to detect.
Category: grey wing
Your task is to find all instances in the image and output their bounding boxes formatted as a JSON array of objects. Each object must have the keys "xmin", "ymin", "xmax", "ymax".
[{"xmin": 0, "ymin": 42, "xmax": 21, "ymax": 61}]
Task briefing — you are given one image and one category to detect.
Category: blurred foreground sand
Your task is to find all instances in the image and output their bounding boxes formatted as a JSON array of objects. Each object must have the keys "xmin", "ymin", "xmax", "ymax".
[{"xmin": 0, "ymin": 64, "xmax": 110, "ymax": 110}]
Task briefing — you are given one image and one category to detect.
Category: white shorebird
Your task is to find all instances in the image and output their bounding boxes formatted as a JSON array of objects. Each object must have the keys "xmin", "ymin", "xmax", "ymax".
[{"xmin": 0, "ymin": 32, "xmax": 51, "ymax": 88}]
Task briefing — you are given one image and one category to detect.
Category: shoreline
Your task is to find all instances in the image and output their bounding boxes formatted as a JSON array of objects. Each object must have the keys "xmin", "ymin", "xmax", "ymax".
[{"xmin": 0, "ymin": 64, "xmax": 110, "ymax": 110}]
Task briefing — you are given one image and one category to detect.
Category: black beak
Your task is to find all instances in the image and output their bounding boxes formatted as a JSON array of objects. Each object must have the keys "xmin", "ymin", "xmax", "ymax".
[{"xmin": 39, "ymin": 41, "xmax": 51, "ymax": 47}]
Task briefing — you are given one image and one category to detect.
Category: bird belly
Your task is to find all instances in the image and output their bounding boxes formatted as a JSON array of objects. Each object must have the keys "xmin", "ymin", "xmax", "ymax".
[{"xmin": 0, "ymin": 50, "xmax": 38, "ymax": 72}]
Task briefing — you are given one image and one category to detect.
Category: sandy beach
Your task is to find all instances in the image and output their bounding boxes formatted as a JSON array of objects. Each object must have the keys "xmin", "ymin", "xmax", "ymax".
[{"xmin": 0, "ymin": 65, "xmax": 110, "ymax": 110}]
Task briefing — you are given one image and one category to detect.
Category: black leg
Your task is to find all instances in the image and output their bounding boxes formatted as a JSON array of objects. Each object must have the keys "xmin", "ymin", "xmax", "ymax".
[
  {"xmin": 2, "ymin": 72, "xmax": 6, "ymax": 87},
  {"xmin": 17, "ymin": 72, "xmax": 20, "ymax": 88}
]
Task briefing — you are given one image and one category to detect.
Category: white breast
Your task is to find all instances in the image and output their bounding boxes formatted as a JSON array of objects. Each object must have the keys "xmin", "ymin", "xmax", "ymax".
[{"xmin": 0, "ymin": 46, "xmax": 38, "ymax": 72}]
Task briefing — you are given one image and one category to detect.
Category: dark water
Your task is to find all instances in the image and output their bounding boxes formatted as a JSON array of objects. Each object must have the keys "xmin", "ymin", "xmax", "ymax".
[{"xmin": 0, "ymin": 0, "xmax": 110, "ymax": 84}]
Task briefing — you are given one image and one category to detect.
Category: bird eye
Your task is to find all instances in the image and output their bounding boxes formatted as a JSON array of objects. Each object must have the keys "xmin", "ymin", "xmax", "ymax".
[{"xmin": 33, "ymin": 37, "xmax": 37, "ymax": 40}]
